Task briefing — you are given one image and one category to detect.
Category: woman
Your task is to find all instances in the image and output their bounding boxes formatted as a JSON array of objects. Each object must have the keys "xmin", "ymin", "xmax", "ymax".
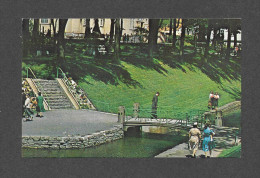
[
  {"xmin": 213, "ymin": 92, "xmax": 220, "ymax": 110},
  {"xmin": 36, "ymin": 92, "xmax": 45, "ymax": 118},
  {"xmin": 202, "ymin": 123, "xmax": 215, "ymax": 158},
  {"xmin": 208, "ymin": 91, "xmax": 214, "ymax": 110},
  {"xmin": 188, "ymin": 122, "xmax": 201, "ymax": 158}
]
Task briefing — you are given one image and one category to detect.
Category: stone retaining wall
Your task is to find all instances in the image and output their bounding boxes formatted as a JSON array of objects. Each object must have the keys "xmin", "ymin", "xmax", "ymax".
[
  {"xmin": 22, "ymin": 125, "xmax": 123, "ymax": 149},
  {"xmin": 219, "ymin": 101, "xmax": 241, "ymax": 116}
]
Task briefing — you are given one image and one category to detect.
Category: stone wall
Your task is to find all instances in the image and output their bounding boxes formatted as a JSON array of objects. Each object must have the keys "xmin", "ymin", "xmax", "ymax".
[{"xmin": 22, "ymin": 125, "xmax": 123, "ymax": 149}]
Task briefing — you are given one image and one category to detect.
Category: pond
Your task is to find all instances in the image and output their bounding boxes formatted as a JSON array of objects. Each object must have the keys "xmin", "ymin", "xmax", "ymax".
[
  {"xmin": 22, "ymin": 129, "xmax": 188, "ymax": 158},
  {"xmin": 22, "ymin": 110, "xmax": 241, "ymax": 158}
]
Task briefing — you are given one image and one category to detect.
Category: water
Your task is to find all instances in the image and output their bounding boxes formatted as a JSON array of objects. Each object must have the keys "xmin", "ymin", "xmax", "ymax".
[
  {"xmin": 22, "ymin": 110, "xmax": 241, "ymax": 158},
  {"xmin": 22, "ymin": 130, "xmax": 188, "ymax": 158}
]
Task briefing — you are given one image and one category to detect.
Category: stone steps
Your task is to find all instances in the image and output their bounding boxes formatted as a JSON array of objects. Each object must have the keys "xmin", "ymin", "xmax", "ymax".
[{"xmin": 33, "ymin": 79, "xmax": 74, "ymax": 110}]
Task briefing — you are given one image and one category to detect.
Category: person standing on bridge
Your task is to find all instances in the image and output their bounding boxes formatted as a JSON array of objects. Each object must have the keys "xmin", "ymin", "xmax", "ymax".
[
  {"xmin": 213, "ymin": 92, "xmax": 220, "ymax": 110},
  {"xmin": 151, "ymin": 92, "xmax": 160, "ymax": 119},
  {"xmin": 188, "ymin": 122, "xmax": 201, "ymax": 158},
  {"xmin": 208, "ymin": 91, "xmax": 214, "ymax": 110},
  {"xmin": 36, "ymin": 92, "xmax": 45, "ymax": 118}
]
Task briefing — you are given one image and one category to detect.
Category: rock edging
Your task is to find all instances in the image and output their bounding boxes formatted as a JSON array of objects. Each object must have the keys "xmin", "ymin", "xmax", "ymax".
[{"xmin": 22, "ymin": 125, "xmax": 123, "ymax": 149}]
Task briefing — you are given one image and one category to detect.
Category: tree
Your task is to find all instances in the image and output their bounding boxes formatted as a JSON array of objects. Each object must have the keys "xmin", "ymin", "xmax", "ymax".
[
  {"xmin": 226, "ymin": 21, "xmax": 231, "ymax": 57},
  {"xmin": 51, "ymin": 19, "xmax": 58, "ymax": 38},
  {"xmin": 32, "ymin": 19, "xmax": 39, "ymax": 38},
  {"xmin": 148, "ymin": 19, "xmax": 160, "ymax": 58},
  {"xmin": 172, "ymin": 18, "xmax": 177, "ymax": 48},
  {"xmin": 109, "ymin": 19, "xmax": 115, "ymax": 44},
  {"xmin": 205, "ymin": 19, "xmax": 213, "ymax": 56},
  {"xmin": 120, "ymin": 19, "xmax": 123, "ymax": 40},
  {"xmin": 57, "ymin": 19, "xmax": 68, "ymax": 61},
  {"xmin": 180, "ymin": 19, "xmax": 186, "ymax": 57},
  {"xmin": 93, "ymin": 19, "xmax": 101, "ymax": 35},
  {"xmin": 114, "ymin": 19, "xmax": 120, "ymax": 60},
  {"xmin": 22, "ymin": 19, "xmax": 30, "ymax": 57},
  {"xmin": 169, "ymin": 19, "xmax": 173, "ymax": 36},
  {"xmin": 84, "ymin": 19, "xmax": 91, "ymax": 39}
]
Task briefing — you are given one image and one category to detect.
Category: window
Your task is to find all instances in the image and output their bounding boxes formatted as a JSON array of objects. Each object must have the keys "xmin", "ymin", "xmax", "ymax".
[{"xmin": 41, "ymin": 19, "xmax": 49, "ymax": 24}]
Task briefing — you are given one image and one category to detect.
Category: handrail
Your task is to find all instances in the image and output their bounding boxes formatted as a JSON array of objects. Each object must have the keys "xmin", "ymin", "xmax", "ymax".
[
  {"xmin": 56, "ymin": 67, "xmax": 93, "ymax": 109},
  {"xmin": 60, "ymin": 78, "xmax": 81, "ymax": 109},
  {"xmin": 26, "ymin": 67, "xmax": 51, "ymax": 110}
]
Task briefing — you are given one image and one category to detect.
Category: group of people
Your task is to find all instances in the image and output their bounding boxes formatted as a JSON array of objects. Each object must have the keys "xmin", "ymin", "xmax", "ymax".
[
  {"xmin": 22, "ymin": 91, "xmax": 45, "ymax": 121},
  {"xmin": 188, "ymin": 122, "xmax": 216, "ymax": 158},
  {"xmin": 208, "ymin": 91, "xmax": 220, "ymax": 110}
]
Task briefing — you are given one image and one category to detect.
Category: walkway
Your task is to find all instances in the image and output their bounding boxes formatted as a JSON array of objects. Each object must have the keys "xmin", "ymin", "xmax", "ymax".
[
  {"xmin": 22, "ymin": 109, "xmax": 118, "ymax": 137},
  {"xmin": 155, "ymin": 125, "xmax": 241, "ymax": 158}
]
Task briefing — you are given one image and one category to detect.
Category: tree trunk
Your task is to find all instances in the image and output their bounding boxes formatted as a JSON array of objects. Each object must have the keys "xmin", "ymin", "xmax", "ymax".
[
  {"xmin": 169, "ymin": 19, "xmax": 173, "ymax": 37},
  {"xmin": 57, "ymin": 19, "xmax": 68, "ymax": 61},
  {"xmin": 51, "ymin": 19, "xmax": 58, "ymax": 38},
  {"xmin": 114, "ymin": 19, "xmax": 120, "ymax": 60},
  {"xmin": 22, "ymin": 19, "xmax": 30, "ymax": 57},
  {"xmin": 93, "ymin": 19, "xmax": 101, "ymax": 35},
  {"xmin": 226, "ymin": 23, "xmax": 231, "ymax": 57},
  {"xmin": 234, "ymin": 31, "xmax": 237, "ymax": 47},
  {"xmin": 205, "ymin": 20, "xmax": 212, "ymax": 56},
  {"xmin": 172, "ymin": 18, "xmax": 177, "ymax": 48},
  {"xmin": 148, "ymin": 19, "xmax": 160, "ymax": 58},
  {"xmin": 110, "ymin": 19, "xmax": 115, "ymax": 44},
  {"xmin": 198, "ymin": 24, "xmax": 206, "ymax": 42},
  {"xmin": 180, "ymin": 19, "xmax": 186, "ymax": 57},
  {"xmin": 84, "ymin": 19, "xmax": 91, "ymax": 39},
  {"xmin": 120, "ymin": 19, "xmax": 123, "ymax": 40},
  {"xmin": 32, "ymin": 19, "xmax": 39, "ymax": 38},
  {"xmin": 212, "ymin": 28, "xmax": 218, "ymax": 48}
]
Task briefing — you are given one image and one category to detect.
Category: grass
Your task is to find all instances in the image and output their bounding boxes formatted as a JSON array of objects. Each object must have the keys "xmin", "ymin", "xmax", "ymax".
[
  {"xmin": 218, "ymin": 144, "xmax": 241, "ymax": 158},
  {"xmin": 79, "ymin": 60, "xmax": 240, "ymax": 118},
  {"xmin": 22, "ymin": 40, "xmax": 241, "ymax": 119}
]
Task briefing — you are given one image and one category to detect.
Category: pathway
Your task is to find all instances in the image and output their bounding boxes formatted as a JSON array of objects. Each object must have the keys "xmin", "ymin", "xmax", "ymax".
[
  {"xmin": 155, "ymin": 125, "xmax": 241, "ymax": 158},
  {"xmin": 22, "ymin": 109, "xmax": 118, "ymax": 137}
]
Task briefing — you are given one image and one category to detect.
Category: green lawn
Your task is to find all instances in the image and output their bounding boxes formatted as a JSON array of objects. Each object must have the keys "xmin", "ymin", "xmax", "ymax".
[
  {"xmin": 22, "ymin": 41, "xmax": 241, "ymax": 119},
  {"xmin": 79, "ymin": 61, "xmax": 240, "ymax": 118},
  {"xmin": 218, "ymin": 144, "xmax": 241, "ymax": 158}
]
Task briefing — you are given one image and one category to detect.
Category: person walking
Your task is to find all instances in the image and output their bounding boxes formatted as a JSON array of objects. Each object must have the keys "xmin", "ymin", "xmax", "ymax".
[
  {"xmin": 24, "ymin": 94, "xmax": 34, "ymax": 120},
  {"xmin": 202, "ymin": 123, "xmax": 216, "ymax": 158},
  {"xmin": 151, "ymin": 92, "xmax": 160, "ymax": 119},
  {"xmin": 188, "ymin": 122, "xmax": 201, "ymax": 158},
  {"xmin": 36, "ymin": 92, "xmax": 45, "ymax": 118},
  {"xmin": 22, "ymin": 90, "xmax": 26, "ymax": 117}
]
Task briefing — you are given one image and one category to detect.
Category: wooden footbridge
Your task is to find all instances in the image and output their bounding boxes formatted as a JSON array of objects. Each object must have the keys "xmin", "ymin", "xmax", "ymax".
[{"xmin": 118, "ymin": 101, "xmax": 241, "ymax": 130}]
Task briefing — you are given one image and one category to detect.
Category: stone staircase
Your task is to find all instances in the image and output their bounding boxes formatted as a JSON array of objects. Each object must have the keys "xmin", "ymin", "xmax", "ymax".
[{"xmin": 32, "ymin": 79, "xmax": 74, "ymax": 109}]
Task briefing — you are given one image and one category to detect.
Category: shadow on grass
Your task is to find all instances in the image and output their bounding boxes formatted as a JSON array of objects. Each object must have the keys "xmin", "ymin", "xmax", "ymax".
[
  {"xmin": 23, "ymin": 41, "xmax": 241, "ymax": 90},
  {"xmin": 157, "ymin": 45, "xmax": 241, "ymax": 85}
]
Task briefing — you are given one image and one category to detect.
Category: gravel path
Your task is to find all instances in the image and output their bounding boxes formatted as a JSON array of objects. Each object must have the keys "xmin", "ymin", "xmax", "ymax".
[{"xmin": 22, "ymin": 109, "xmax": 119, "ymax": 137}]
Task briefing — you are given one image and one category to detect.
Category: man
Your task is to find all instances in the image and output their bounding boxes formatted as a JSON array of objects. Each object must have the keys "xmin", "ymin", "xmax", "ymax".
[
  {"xmin": 188, "ymin": 122, "xmax": 201, "ymax": 158},
  {"xmin": 151, "ymin": 92, "xmax": 160, "ymax": 119}
]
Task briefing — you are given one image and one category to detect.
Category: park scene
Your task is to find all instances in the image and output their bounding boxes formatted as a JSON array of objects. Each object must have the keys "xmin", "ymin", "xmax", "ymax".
[{"xmin": 22, "ymin": 18, "xmax": 241, "ymax": 158}]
